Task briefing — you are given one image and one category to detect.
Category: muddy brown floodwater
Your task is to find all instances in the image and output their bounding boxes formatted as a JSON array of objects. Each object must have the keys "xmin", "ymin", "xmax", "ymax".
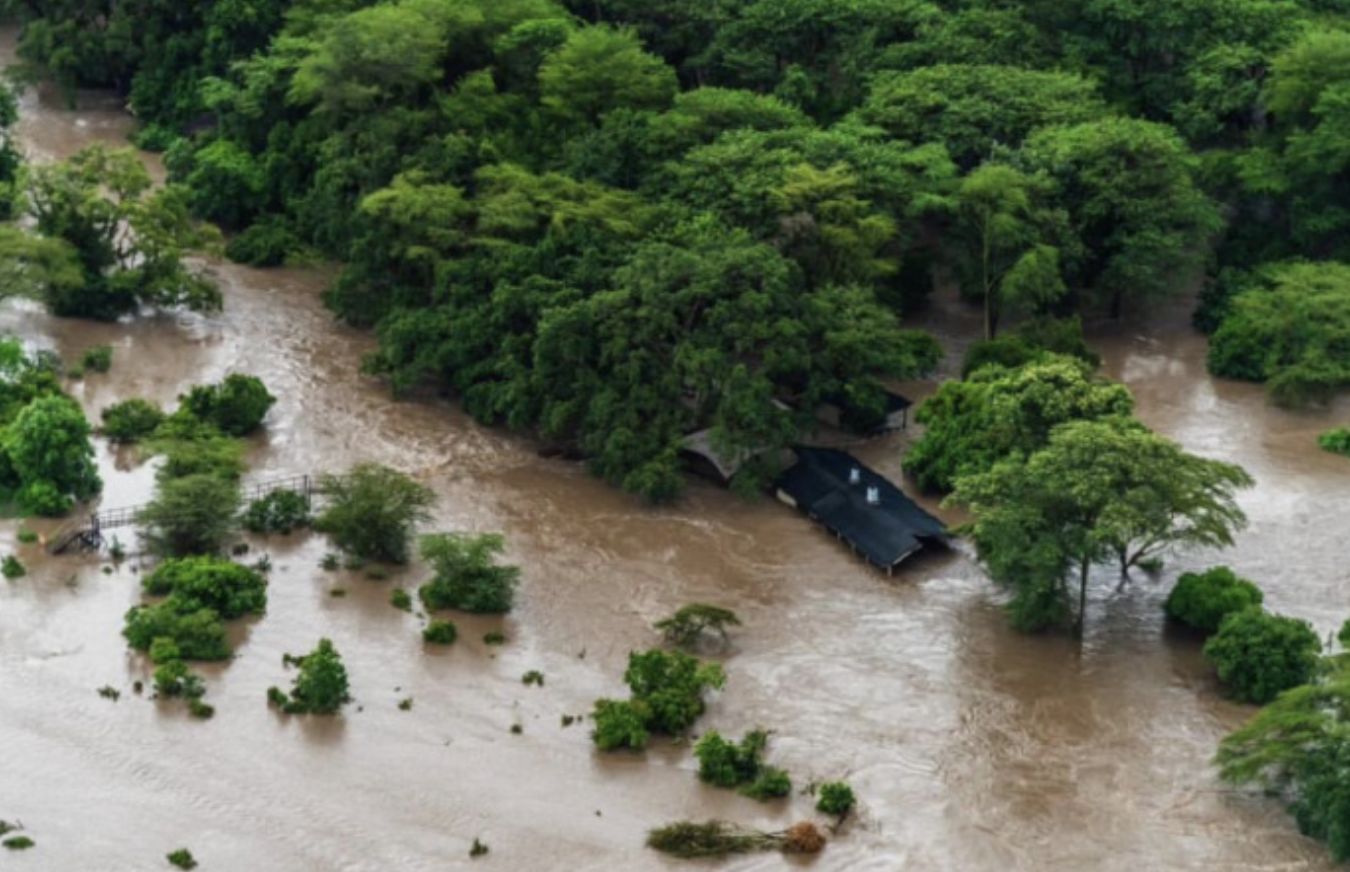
[{"xmin": 0, "ymin": 35, "xmax": 1347, "ymax": 872}]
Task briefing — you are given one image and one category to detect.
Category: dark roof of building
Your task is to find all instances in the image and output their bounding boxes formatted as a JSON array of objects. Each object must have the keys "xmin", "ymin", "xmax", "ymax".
[
  {"xmin": 775, "ymin": 446, "xmax": 945, "ymax": 568},
  {"xmin": 881, "ymin": 389, "xmax": 913, "ymax": 413}
]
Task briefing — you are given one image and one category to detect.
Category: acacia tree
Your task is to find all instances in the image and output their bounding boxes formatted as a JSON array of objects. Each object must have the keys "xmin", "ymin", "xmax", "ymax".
[
  {"xmin": 951, "ymin": 417, "xmax": 1252, "ymax": 634},
  {"xmin": 315, "ymin": 463, "xmax": 434, "ymax": 563}
]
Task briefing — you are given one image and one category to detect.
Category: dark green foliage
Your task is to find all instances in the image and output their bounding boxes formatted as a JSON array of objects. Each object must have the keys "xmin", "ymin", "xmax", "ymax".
[
  {"xmin": 1204, "ymin": 609, "xmax": 1322, "ymax": 704},
  {"xmin": 137, "ymin": 474, "xmax": 242, "ymax": 557},
  {"xmin": 2, "ymin": 555, "xmax": 24, "ymax": 579},
  {"xmin": 695, "ymin": 729, "xmax": 767, "ymax": 788},
  {"xmin": 590, "ymin": 698, "xmax": 652, "ymax": 751},
  {"xmin": 242, "ymin": 490, "xmax": 311, "ymax": 534},
  {"xmin": 180, "ymin": 374, "xmax": 276, "ymax": 436},
  {"xmin": 1207, "ymin": 262, "xmax": 1350, "ymax": 406},
  {"xmin": 16, "ymin": 529, "xmax": 36, "ymax": 544},
  {"xmin": 3, "ymin": 836, "xmax": 34, "ymax": 850},
  {"xmin": 142, "ymin": 557, "xmax": 267, "ymax": 619},
  {"xmin": 422, "ymin": 620, "xmax": 457, "ymax": 645},
  {"xmin": 226, "ymin": 219, "xmax": 300, "ymax": 267},
  {"xmin": 654, "ymin": 604, "xmax": 741, "ymax": 648},
  {"xmin": 271, "ymin": 639, "xmax": 351, "ymax": 715},
  {"xmin": 522, "ymin": 670, "xmax": 545, "ymax": 686},
  {"xmin": 1165, "ymin": 567, "xmax": 1264, "ymax": 634},
  {"xmin": 741, "ymin": 767, "xmax": 792, "ymax": 801},
  {"xmin": 1321, "ymin": 428, "xmax": 1350, "ymax": 457},
  {"xmin": 961, "ymin": 318, "xmax": 1101, "ymax": 378},
  {"xmin": 645, "ymin": 821, "xmax": 788, "ymax": 858},
  {"xmin": 315, "ymin": 463, "xmax": 434, "ymax": 563},
  {"xmin": 124, "ymin": 604, "xmax": 230, "ymax": 661},
  {"xmin": 101, "ymin": 398, "xmax": 165, "ymax": 443},
  {"xmin": 167, "ymin": 848, "xmax": 198, "ymax": 869},
  {"xmin": 417, "ymin": 533, "xmax": 519, "ymax": 614},
  {"xmin": 389, "ymin": 588, "xmax": 412, "ymax": 611},
  {"xmin": 483, "ymin": 631, "xmax": 506, "ymax": 646},
  {"xmin": 470, "ymin": 838, "xmax": 489, "ymax": 858},
  {"xmin": 81, "ymin": 345, "xmax": 112, "ymax": 373},
  {"xmin": 816, "ymin": 782, "xmax": 856, "ymax": 817},
  {"xmin": 153, "ymin": 435, "xmax": 245, "ymax": 482},
  {"xmin": 1217, "ymin": 667, "xmax": 1350, "ymax": 861}
]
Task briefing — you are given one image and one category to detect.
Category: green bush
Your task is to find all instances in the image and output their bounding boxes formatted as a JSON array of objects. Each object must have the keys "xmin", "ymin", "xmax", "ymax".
[
  {"xmin": 315, "ymin": 463, "xmax": 434, "ymax": 563},
  {"xmin": 180, "ymin": 374, "xmax": 276, "ymax": 436},
  {"xmin": 590, "ymin": 699, "xmax": 652, "ymax": 751},
  {"xmin": 3, "ymin": 835, "xmax": 33, "ymax": 850},
  {"xmin": 815, "ymin": 782, "xmax": 856, "ymax": 817},
  {"xmin": 101, "ymin": 398, "xmax": 165, "ymax": 443},
  {"xmin": 1320, "ymin": 427, "xmax": 1350, "ymax": 457},
  {"xmin": 142, "ymin": 556, "xmax": 267, "ymax": 619},
  {"xmin": 422, "ymin": 619, "xmax": 457, "ymax": 644},
  {"xmin": 741, "ymin": 767, "xmax": 791, "ymax": 800},
  {"xmin": 241, "ymin": 490, "xmax": 311, "ymax": 534},
  {"xmin": 695, "ymin": 730, "xmax": 767, "ymax": 788},
  {"xmin": 166, "ymin": 848, "xmax": 198, "ymax": 869},
  {"xmin": 81, "ymin": 345, "xmax": 112, "ymax": 373},
  {"xmin": 6, "ymin": 394, "xmax": 101, "ymax": 513},
  {"xmin": 390, "ymin": 588, "xmax": 412, "ymax": 611},
  {"xmin": 417, "ymin": 532, "xmax": 519, "ymax": 614},
  {"xmin": 270, "ymin": 638, "xmax": 350, "ymax": 714},
  {"xmin": 137, "ymin": 473, "xmax": 242, "ymax": 556},
  {"xmin": 154, "ymin": 436, "xmax": 245, "ymax": 481},
  {"xmin": 16, "ymin": 480, "xmax": 72, "ymax": 516},
  {"xmin": 148, "ymin": 636, "xmax": 181, "ymax": 664},
  {"xmin": 1, "ymin": 555, "xmax": 24, "ymax": 579},
  {"xmin": 226, "ymin": 219, "xmax": 299, "ymax": 267},
  {"xmin": 123, "ymin": 603, "xmax": 230, "ymax": 661},
  {"xmin": 623, "ymin": 649, "xmax": 726, "ymax": 735},
  {"xmin": 1204, "ymin": 608, "xmax": 1322, "ymax": 704},
  {"xmin": 1164, "ymin": 567, "xmax": 1264, "ymax": 634}
]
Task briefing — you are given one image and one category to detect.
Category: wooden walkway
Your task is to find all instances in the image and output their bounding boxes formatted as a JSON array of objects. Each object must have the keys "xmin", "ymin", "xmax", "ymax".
[{"xmin": 47, "ymin": 474, "xmax": 316, "ymax": 555}]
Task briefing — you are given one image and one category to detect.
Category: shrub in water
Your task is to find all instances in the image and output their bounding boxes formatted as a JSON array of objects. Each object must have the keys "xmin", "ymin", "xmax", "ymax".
[
  {"xmin": 180, "ymin": 373, "xmax": 275, "ymax": 436},
  {"xmin": 655, "ymin": 603, "xmax": 741, "ymax": 647},
  {"xmin": 81, "ymin": 345, "xmax": 112, "ymax": 373},
  {"xmin": 390, "ymin": 588, "xmax": 412, "ymax": 611},
  {"xmin": 166, "ymin": 847, "xmax": 197, "ymax": 869},
  {"xmin": 2, "ymin": 555, "xmax": 24, "ymax": 579},
  {"xmin": 1204, "ymin": 608, "xmax": 1322, "ymax": 704},
  {"xmin": 241, "ymin": 489, "xmax": 311, "ymax": 534},
  {"xmin": 102, "ymin": 399, "xmax": 166, "ymax": 443},
  {"xmin": 315, "ymin": 463, "xmax": 433, "ymax": 563},
  {"xmin": 142, "ymin": 556, "xmax": 267, "ymax": 619},
  {"xmin": 590, "ymin": 699, "xmax": 652, "ymax": 751},
  {"xmin": 1321, "ymin": 427, "xmax": 1350, "ymax": 457},
  {"xmin": 417, "ymin": 532, "xmax": 519, "ymax": 614},
  {"xmin": 270, "ymin": 638, "xmax": 350, "ymax": 714},
  {"xmin": 816, "ymin": 781, "xmax": 856, "ymax": 817},
  {"xmin": 1165, "ymin": 566, "xmax": 1264, "ymax": 634},
  {"xmin": 422, "ymin": 619, "xmax": 457, "ymax": 644},
  {"xmin": 124, "ymin": 603, "xmax": 230, "ymax": 661}
]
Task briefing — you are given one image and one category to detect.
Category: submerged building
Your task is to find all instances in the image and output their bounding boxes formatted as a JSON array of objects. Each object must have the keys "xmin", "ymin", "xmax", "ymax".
[{"xmin": 774, "ymin": 446, "xmax": 946, "ymax": 574}]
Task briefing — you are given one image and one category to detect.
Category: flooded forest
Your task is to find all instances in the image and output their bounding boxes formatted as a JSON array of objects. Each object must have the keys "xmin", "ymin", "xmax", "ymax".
[{"xmin": 0, "ymin": 2, "xmax": 1347, "ymax": 870}]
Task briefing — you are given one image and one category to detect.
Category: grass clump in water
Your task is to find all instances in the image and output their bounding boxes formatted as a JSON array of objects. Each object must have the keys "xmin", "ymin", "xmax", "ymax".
[
  {"xmin": 390, "ymin": 588, "xmax": 412, "ymax": 611},
  {"xmin": 522, "ymin": 670, "xmax": 544, "ymax": 687},
  {"xmin": 2, "ymin": 555, "xmax": 25, "ymax": 579},
  {"xmin": 646, "ymin": 820, "xmax": 825, "ymax": 858},
  {"xmin": 16, "ymin": 528, "xmax": 37, "ymax": 544},
  {"xmin": 3, "ymin": 835, "xmax": 35, "ymax": 851},
  {"xmin": 166, "ymin": 847, "xmax": 197, "ymax": 869},
  {"xmin": 423, "ymin": 619, "xmax": 457, "ymax": 645},
  {"xmin": 483, "ymin": 631, "xmax": 505, "ymax": 645},
  {"xmin": 470, "ymin": 838, "xmax": 489, "ymax": 858}
]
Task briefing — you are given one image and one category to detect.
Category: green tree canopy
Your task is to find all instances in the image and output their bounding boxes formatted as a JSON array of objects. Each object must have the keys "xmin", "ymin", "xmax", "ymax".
[{"xmin": 4, "ymin": 394, "xmax": 101, "ymax": 515}]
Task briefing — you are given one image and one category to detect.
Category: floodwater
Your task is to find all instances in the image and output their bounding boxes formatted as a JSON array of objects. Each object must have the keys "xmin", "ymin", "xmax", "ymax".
[{"xmin": 0, "ymin": 35, "xmax": 1347, "ymax": 872}]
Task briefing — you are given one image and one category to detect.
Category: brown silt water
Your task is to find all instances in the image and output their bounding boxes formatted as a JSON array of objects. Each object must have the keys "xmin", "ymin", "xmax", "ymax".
[{"xmin": 0, "ymin": 31, "xmax": 1345, "ymax": 872}]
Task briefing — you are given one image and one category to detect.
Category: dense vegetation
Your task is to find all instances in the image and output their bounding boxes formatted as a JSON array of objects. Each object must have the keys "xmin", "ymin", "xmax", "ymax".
[
  {"xmin": 16, "ymin": 0, "xmax": 1350, "ymax": 494},
  {"xmin": 417, "ymin": 532, "xmax": 519, "ymax": 613},
  {"xmin": 1164, "ymin": 566, "xmax": 1264, "ymax": 634},
  {"xmin": 268, "ymin": 638, "xmax": 351, "ymax": 714},
  {"xmin": 1203, "ymin": 607, "xmax": 1322, "ymax": 704},
  {"xmin": 591, "ymin": 649, "xmax": 725, "ymax": 751},
  {"xmin": 315, "ymin": 463, "xmax": 433, "ymax": 563},
  {"xmin": 0, "ymin": 339, "xmax": 100, "ymax": 515},
  {"xmin": 694, "ymin": 729, "xmax": 792, "ymax": 800}
]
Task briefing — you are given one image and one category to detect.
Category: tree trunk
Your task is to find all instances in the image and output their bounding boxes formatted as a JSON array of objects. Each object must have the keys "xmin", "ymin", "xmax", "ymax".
[{"xmin": 1075, "ymin": 557, "xmax": 1091, "ymax": 637}]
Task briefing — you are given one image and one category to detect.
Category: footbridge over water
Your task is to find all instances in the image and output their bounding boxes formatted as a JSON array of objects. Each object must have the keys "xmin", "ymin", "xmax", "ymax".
[{"xmin": 47, "ymin": 474, "xmax": 317, "ymax": 555}]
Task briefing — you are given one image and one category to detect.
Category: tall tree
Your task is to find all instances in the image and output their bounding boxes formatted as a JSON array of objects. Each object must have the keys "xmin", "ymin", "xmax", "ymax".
[{"xmin": 950, "ymin": 417, "xmax": 1252, "ymax": 634}]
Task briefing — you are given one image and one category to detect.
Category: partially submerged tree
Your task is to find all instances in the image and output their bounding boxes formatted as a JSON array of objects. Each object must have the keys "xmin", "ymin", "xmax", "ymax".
[
  {"xmin": 3, "ymin": 393, "xmax": 101, "ymax": 515},
  {"xmin": 1203, "ymin": 608, "xmax": 1322, "ymax": 704},
  {"xmin": 315, "ymin": 463, "xmax": 434, "ymax": 563},
  {"xmin": 591, "ymin": 649, "xmax": 725, "ymax": 750},
  {"xmin": 179, "ymin": 374, "xmax": 276, "ymax": 436},
  {"xmin": 417, "ymin": 532, "xmax": 519, "ymax": 614},
  {"xmin": 654, "ymin": 604, "xmax": 742, "ymax": 648},
  {"xmin": 137, "ymin": 474, "xmax": 242, "ymax": 557},
  {"xmin": 269, "ymin": 638, "xmax": 351, "ymax": 715},
  {"xmin": 950, "ymin": 418, "xmax": 1252, "ymax": 633},
  {"xmin": 1165, "ymin": 566, "xmax": 1264, "ymax": 634}
]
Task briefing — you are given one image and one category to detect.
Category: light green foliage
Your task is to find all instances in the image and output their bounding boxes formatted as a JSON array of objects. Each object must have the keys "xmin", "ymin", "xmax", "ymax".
[
  {"xmin": 422, "ymin": 619, "xmax": 457, "ymax": 644},
  {"xmin": 816, "ymin": 782, "xmax": 856, "ymax": 817},
  {"xmin": 124, "ymin": 603, "xmax": 230, "ymax": 661},
  {"xmin": 1321, "ymin": 427, "xmax": 1350, "ymax": 457},
  {"xmin": 137, "ymin": 474, "xmax": 243, "ymax": 557},
  {"xmin": 142, "ymin": 557, "xmax": 267, "ymax": 619},
  {"xmin": 153, "ymin": 434, "xmax": 246, "ymax": 482},
  {"xmin": 960, "ymin": 316, "xmax": 1100, "ymax": 378},
  {"xmin": 1204, "ymin": 608, "xmax": 1322, "ymax": 704},
  {"xmin": 857, "ymin": 65, "xmax": 1105, "ymax": 169},
  {"xmin": 906, "ymin": 357, "xmax": 1134, "ymax": 493},
  {"xmin": 539, "ymin": 26, "xmax": 677, "ymax": 125},
  {"xmin": 417, "ymin": 532, "xmax": 519, "ymax": 614},
  {"xmin": 951, "ymin": 418, "xmax": 1252, "ymax": 633},
  {"xmin": 654, "ymin": 604, "xmax": 741, "ymax": 648},
  {"xmin": 1208, "ymin": 262, "xmax": 1350, "ymax": 406},
  {"xmin": 1165, "ymin": 566, "xmax": 1264, "ymax": 634},
  {"xmin": 242, "ymin": 490, "xmax": 312, "ymax": 534},
  {"xmin": 271, "ymin": 638, "xmax": 351, "ymax": 714},
  {"xmin": 99, "ymin": 402, "xmax": 164, "ymax": 445},
  {"xmin": 11, "ymin": 146, "xmax": 221, "ymax": 320},
  {"xmin": 1217, "ymin": 667, "xmax": 1350, "ymax": 862},
  {"xmin": 315, "ymin": 463, "xmax": 433, "ymax": 563},
  {"xmin": 180, "ymin": 374, "xmax": 276, "ymax": 436},
  {"xmin": 5, "ymin": 394, "xmax": 101, "ymax": 515}
]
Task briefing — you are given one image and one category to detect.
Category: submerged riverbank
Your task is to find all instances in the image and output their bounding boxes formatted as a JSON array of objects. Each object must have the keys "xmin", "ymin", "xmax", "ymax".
[{"xmin": 0, "ymin": 36, "xmax": 1346, "ymax": 871}]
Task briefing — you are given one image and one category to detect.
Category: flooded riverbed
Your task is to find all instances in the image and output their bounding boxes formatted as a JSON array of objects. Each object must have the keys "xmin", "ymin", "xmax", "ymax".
[{"xmin": 0, "ymin": 36, "xmax": 1346, "ymax": 871}]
